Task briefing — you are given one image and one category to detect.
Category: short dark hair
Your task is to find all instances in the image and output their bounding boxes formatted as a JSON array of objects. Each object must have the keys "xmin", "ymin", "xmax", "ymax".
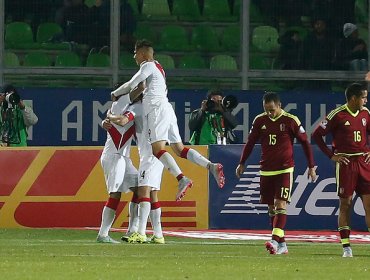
[
  {"xmin": 206, "ymin": 89, "xmax": 224, "ymax": 100},
  {"xmin": 135, "ymin": 39, "xmax": 153, "ymax": 50},
  {"xmin": 263, "ymin": 92, "xmax": 280, "ymax": 103},
  {"xmin": 345, "ymin": 82, "xmax": 367, "ymax": 101},
  {"xmin": 1, "ymin": 84, "xmax": 17, "ymax": 94}
]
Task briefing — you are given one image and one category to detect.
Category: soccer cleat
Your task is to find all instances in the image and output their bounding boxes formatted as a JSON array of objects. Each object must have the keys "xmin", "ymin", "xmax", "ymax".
[
  {"xmin": 176, "ymin": 177, "xmax": 193, "ymax": 201},
  {"xmin": 265, "ymin": 240, "xmax": 278, "ymax": 255},
  {"xmin": 209, "ymin": 163, "xmax": 225, "ymax": 188},
  {"xmin": 342, "ymin": 247, "xmax": 353, "ymax": 258},
  {"xmin": 276, "ymin": 242, "xmax": 289, "ymax": 255},
  {"xmin": 96, "ymin": 235, "xmax": 120, "ymax": 244},
  {"xmin": 121, "ymin": 231, "xmax": 135, "ymax": 242},
  {"xmin": 149, "ymin": 235, "xmax": 165, "ymax": 244},
  {"xmin": 127, "ymin": 232, "xmax": 148, "ymax": 244}
]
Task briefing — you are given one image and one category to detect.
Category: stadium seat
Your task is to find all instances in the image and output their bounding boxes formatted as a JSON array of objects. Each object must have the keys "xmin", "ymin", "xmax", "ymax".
[
  {"xmin": 5, "ymin": 22, "xmax": 40, "ymax": 49},
  {"xmin": 172, "ymin": 0, "xmax": 202, "ymax": 21},
  {"xmin": 23, "ymin": 52, "xmax": 52, "ymax": 67},
  {"xmin": 127, "ymin": 0, "xmax": 140, "ymax": 15},
  {"xmin": 134, "ymin": 22, "xmax": 158, "ymax": 44},
  {"xmin": 249, "ymin": 53, "xmax": 272, "ymax": 70},
  {"xmin": 210, "ymin": 55, "xmax": 238, "ymax": 70},
  {"xmin": 85, "ymin": 0, "xmax": 96, "ymax": 8},
  {"xmin": 86, "ymin": 53, "xmax": 110, "ymax": 67},
  {"xmin": 191, "ymin": 25, "xmax": 222, "ymax": 52},
  {"xmin": 55, "ymin": 51, "xmax": 82, "ymax": 67},
  {"xmin": 203, "ymin": 0, "xmax": 237, "ymax": 21},
  {"xmin": 355, "ymin": 0, "xmax": 368, "ymax": 23},
  {"xmin": 36, "ymin": 22, "xmax": 63, "ymax": 43},
  {"xmin": 141, "ymin": 0, "xmax": 176, "ymax": 20},
  {"xmin": 252, "ymin": 26, "xmax": 280, "ymax": 53},
  {"xmin": 221, "ymin": 25, "xmax": 240, "ymax": 52},
  {"xmin": 248, "ymin": 1, "xmax": 265, "ymax": 23},
  {"xmin": 154, "ymin": 54, "xmax": 175, "ymax": 69},
  {"xmin": 358, "ymin": 25, "xmax": 368, "ymax": 43},
  {"xmin": 120, "ymin": 51, "xmax": 137, "ymax": 68},
  {"xmin": 158, "ymin": 25, "xmax": 192, "ymax": 51},
  {"xmin": 4, "ymin": 52, "xmax": 20, "ymax": 67},
  {"xmin": 178, "ymin": 54, "xmax": 207, "ymax": 69}
]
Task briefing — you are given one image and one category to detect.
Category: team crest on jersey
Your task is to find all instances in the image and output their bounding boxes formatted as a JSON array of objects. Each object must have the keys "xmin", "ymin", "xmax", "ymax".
[
  {"xmin": 280, "ymin": 124, "xmax": 285, "ymax": 131},
  {"xmin": 319, "ymin": 120, "xmax": 328, "ymax": 129},
  {"xmin": 362, "ymin": 118, "xmax": 367, "ymax": 126}
]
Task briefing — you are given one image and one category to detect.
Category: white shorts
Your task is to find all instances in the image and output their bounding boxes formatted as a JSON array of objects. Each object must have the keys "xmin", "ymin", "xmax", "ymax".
[
  {"xmin": 146, "ymin": 102, "xmax": 182, "ymax": 144},
  {"xmin": 101, "ymin": 153, "xmax": 138, "ymax": 194},
  {"xmin": 138, "ymin": 155, "xmax": 164, "ymax": 190}
]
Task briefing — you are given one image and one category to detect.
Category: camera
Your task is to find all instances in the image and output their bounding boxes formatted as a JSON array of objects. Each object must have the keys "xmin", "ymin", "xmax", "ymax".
[
  {"xmin": 206, "ymin": 95, "xmax": 238, "ymax": 112},
  {"xmin": 5, "ymin": 91, "xmax": 21, "ymax": 107}
]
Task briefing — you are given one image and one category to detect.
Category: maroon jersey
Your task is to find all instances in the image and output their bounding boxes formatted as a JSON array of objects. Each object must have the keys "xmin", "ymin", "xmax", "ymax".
[
  {"xmin": 239, "ymin": 110, "xmax": 315, "ymax": 173},
  {"xmin": 312, "ymin": 104, "xmax": 370, "ymax": 158}
]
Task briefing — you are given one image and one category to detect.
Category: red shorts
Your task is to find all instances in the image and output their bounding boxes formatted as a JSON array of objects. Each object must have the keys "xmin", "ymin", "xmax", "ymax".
[
  {"xmin": 336, "ymin": 156, "xmax": 370, "ymax": 198},
  {"xmin": 260, "ymin": 172, "xmax": 293, "ymax": 205}
]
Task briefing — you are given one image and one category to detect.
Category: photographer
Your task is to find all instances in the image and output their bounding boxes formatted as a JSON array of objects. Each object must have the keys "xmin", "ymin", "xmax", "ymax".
[
  {"xmin": 0, "ymin": 84, "xmax": 38, "ymax": 146},
  {"xmin": 189, "ymin": 89, "xmax": 238, "ymax": 145}
]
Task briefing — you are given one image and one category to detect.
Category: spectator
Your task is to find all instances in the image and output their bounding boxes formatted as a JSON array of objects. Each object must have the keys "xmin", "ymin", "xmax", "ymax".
[
  {"xmin": 189, "ymin": 89, "xmax": 239, "ymax": 145},
  {"xmin": 278, "ymin": 29, "xmax": 303, "ymax": 70},
  {"xmin": 336, "ymin": 23, "xmax": 368, "ymax": 71},
  {"xmin": 0, "ymin": 85, "xmax": 38, "ymax": 147}
]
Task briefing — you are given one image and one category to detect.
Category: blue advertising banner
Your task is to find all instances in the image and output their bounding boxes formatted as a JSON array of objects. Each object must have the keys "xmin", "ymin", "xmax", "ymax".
[
  {"xmin": 209, "ymin": 144, "xmax": 366, "ymax": 231},
  {"xmin": 18, "ymin": 88, "xmax": 344, "ymax": 146}
]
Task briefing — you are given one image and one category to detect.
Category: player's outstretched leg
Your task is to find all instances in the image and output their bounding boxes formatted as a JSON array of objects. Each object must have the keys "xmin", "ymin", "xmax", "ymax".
[{"xmin": 208, "ymin": 163, "xmax": 225, "ymax": 188}]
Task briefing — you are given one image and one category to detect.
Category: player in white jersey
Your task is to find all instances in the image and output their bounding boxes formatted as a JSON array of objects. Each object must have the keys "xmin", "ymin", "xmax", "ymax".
[
  {"xmin": 96, "ymin": 90, "xmax": 140, "ymax": 244},
  {"xmin": 108, "ymin": 84, "xmax": 165, "ymax": 243},
  {"xmin": 111, "ymin": 39, "xmax": 225, "ymax": 201}
]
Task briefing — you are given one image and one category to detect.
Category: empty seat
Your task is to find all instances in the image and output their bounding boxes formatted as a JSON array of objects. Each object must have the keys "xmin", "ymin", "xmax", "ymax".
[
  {"xmin": 158, "ymin": 25, "xmax": 192, "ymax": 51},
  {"xmin": 55, "ymin": 51, "xmax": 82, "ymax": 67},
  {"xmin": 203, "ymin": 0, "xmax": 237, "ymax": 21},
  {"xmin": 210, "ymin": 55, "xmax": 238, "ymax": 70},
  {"xmin": 134, "ymin": 22, "xmax": 158, "ymax": 44},
  {"xmin": 252, "ymin": 26, "xmax": 280, "ymax": 52},
  {"xmin": 5, "ymin": 22, "xmax": 40, "ymax": 49},
  {"xmin": 178, "ymin": 54, "xmax": 207, "ymax": 69},
  {"xmin": 120, "ymin": 51, "xmax": 137, "ymax": 68},
  {"xmin": 37, "ymin": 22, "xmax": 63, "ymax": 43},
  {"xmin": 221, "ymin": 26, "xmax": 240, "ymax": 52},
  {"xmin": 141, "ymin": 0, "xmax": 176, "ymax": 20},
  {"xmin": 191, "ymin": 25, "xmax": 222, "ymax": 52},
  {"xmin": 23, "ymin": 52, "xmax": 52, "ymax": 67},
  {"xmin": 4, "ymin": 52, "xmax": 20, "ymax": 67},
  {"xmin": 249, "ymin": 53, "xmax": 272, "ymax": 69},
  {"xmin": 172, "ymin": 0, "xmax": 202, "ymax": 21},
  {"xmin": 86, "ymin": 53, "xmax": 110, "ymax": 67},
  {"xmin": 154, "ymin": 54, "xmax": 175, "ymax": 69}
]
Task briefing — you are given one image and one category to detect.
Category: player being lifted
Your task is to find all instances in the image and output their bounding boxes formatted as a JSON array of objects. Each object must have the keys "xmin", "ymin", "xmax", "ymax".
[
  {"xmin": 236, "ymin": 92, "xmax": 316, "ymax": 255},
  {"xmin": 112, "ymin": 39, "xmax": 225, "ymax": 201}
]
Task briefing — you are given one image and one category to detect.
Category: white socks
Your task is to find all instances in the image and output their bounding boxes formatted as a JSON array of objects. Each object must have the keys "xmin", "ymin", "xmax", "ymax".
[
  {"xmin": 186, "ymin": 148, "xmax": 211, "ymax": 168},
  {"xmin": 150, "ymin": 207, "xmax": 163, "ymax": 238},
  {"xmin": 127, "ymin": 202, "xmax": 139, "ymax": 234},
  {"xmin": 98, "ymin": 206, "xmax": 115, "ymax": 237},
  {"xmin": 157, "ymin": 151, "xmax": 182, "ymax": 177},
  {"xmin": 138, "ymin": 201, "xmax": 151, "ymax": 236}
]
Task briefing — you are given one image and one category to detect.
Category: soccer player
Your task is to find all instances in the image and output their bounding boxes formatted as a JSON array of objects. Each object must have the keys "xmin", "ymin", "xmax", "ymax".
[
  {"xmin": 108, "ymin": 85, "xmax": 165, "ymax": 244},
  {"xmin": 235, "ymin": 92, "xmax": 316, "ymax": 255},
  {"xmin": 312, "ymin": 83, "xmax": 370, "ymax": 258},
  {"xmin": 96, "ymin": 86, "xmax": 142, "ymax": 243},
  {"xmin": 111, "ymin": 39, "xmax": 225, "ymax": 201}
]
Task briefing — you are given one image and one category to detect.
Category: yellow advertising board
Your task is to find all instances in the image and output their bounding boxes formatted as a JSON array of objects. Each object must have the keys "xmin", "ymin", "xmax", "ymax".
[{"xmin": 0, "ymin": 146, "xmax": 209, "ymax": 229}]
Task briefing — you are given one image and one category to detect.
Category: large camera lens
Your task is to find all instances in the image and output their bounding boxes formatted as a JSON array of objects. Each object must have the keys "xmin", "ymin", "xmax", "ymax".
[
  {"xmin": 222, "ymin": 95, "xmax": 238, "ymax": 110},
  {"xmin": 5, "ymin": 92, "xmax": 20, "ymax": 106},
  {"xmin": 206, "ymin": 99, "xmax": 216, "ymax": 111}
]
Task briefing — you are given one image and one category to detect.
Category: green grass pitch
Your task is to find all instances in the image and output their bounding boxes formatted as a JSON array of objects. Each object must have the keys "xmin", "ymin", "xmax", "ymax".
[{"xmin": 0, "ymin": 229, "xmax": 369, "ymax": 280}]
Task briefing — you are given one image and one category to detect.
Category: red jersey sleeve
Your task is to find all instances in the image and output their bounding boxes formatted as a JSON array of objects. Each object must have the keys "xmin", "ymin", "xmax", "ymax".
[
  {"xmin": 292, "ymin": 119, "xmax": 315, "ymax": 168},
  {"xmin": 239, "ymin": 117, "xmax": 261, "ymax": 165},
  {"xmin": 312, "ymin": 117, "xmax": 334, "ymax": 158}
]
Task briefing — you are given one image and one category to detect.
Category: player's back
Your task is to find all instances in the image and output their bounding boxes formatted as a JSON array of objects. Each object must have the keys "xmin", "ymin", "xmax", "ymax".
[{"xmin": 141, "ymin": 60, "xmax": 168, "ymax": 113}]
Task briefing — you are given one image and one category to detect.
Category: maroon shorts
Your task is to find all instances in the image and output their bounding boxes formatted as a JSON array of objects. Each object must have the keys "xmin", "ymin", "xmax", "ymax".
[
  {"xmin": 260, "ymin": 172, "xmax": 293, "ymax": 205},
  {"xmin": 336, "ymin": 156, "xmax": 370, "ymax": 198}
]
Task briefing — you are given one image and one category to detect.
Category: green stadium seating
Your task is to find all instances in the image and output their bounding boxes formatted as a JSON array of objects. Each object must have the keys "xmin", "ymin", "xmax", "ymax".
[
  {"xmin": 178, "ymin": 54, "xmax": 207, "ymax": 69},
  {"xmin": 37, "ymin": 22, "xmax": 69, "ymax": 50},
  {"xmin": 172, "ymin": 0, "xmax": 202, "ymax": 21},
  {"xmin": 134, "ymin": 22, "xmax": 158, "ymax": 44},
  {"xmin": 5, "ymin": 22, "xmax": 40, "ymax": 49},
  {"xmin": 86, "ymin": 53, "xmax": 110, "ymax": 67},
  {"xmin": 358, "ymin": 25, "xmax": 368, "ymax": 43},
  {"xmin": 154, "ymin": 54, "xmax": 175, "ymax": 69},
  {"xmin": 355, "ymin": 0, "xmax": 368, "ymax": 23},
  {"xmin": 141, "ymin": 0, "xmax": 176, "ymax": 20},
  {"xmin": 23, "ymin": 52, "xmax": 52, "ymax": 67},
  {"xmin": 252, "ymin": 26, "xmax": 280, "ymax": 53},
  {"xmin": 4, "ymin": 52, "xmax": 20, "ymax": 67},
  {"xmin": 85, "ymin": 0, "xmax": 96, "ymax": 8},
  {"xmin": 210, "ymin": 55, "xmax": 238, "ymax": 70},
  {"xmin": 158, "ymin": 25, "xmax": 192, "ymax": 51},
  {"xmin": 120, "ymin": 51, "xmax": 137, "ymax": 68},
  {"xmin": 249, "ymin": 53, "xmax": 272, "ymax": 69},
  {"xmin": 55, "ymin": 51, "xmax": 82, "ymax": 67},
  {"xmin": 127, "ymin": 0, "xmax": 140, "ymax": 15},
  {"xmin": 191, "ymin": 25, "xmax": 222, "ymax": 52},
  {"xmin": 203, "ymin": 0, "xmax": 237, "ymax": 21},
  {"xmin": 221, "ymin": 25, "xmax": 240, "ymax": 52}
]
